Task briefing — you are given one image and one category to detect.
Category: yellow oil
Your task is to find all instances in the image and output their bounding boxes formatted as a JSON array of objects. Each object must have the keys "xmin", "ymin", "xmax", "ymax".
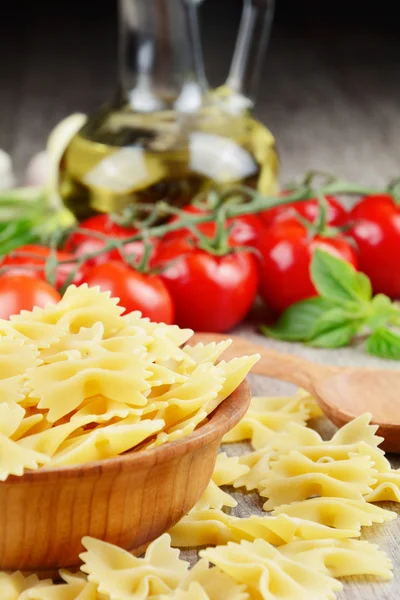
[{"xmin": 59, "ymin": 103, "xmax": 279, "ymax": 220}]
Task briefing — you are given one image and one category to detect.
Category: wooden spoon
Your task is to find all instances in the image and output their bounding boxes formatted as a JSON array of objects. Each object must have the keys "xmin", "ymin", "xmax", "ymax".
[{"xmin": 190, "ymin": 332, "xmax": 400, "ymax": 452}]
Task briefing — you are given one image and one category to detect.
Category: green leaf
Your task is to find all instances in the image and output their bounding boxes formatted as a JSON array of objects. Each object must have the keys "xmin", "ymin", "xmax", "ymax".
[
  {"xmin": 367, "ymin": 294, "xmax": 400, "ymax": 331},
  {"xmin": 309, "ymin": 322, "xmax": 360, "ymax": 348},
  {"xmin": 308, "ymin": 308, "xmax": 364, "ymax": 348},
  {"xmin": 260, "ymin": 297, "xmax": 335, "ymax": 342},
  {"xmin": 310, "ymin": 248, "xmax": 372, "ymax": 306},
  {"xmin": 367, "ymin": 328, "xmax": 400, "ymax": 360}
]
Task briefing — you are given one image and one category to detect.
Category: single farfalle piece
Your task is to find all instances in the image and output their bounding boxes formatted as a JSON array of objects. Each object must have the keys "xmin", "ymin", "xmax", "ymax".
[
  {"xmin": 80, "ymin": 534, "xmax": 190, "ymax": 600},
  {"xmin": 10, "ymin": 412, "xmax": 45, "ymax": 441},
  {"xmin": 235, "ymin": 446, "xmax": 272, "ymax": 492},
  {"xmin": 40, "ymin": 321, "xmax": 151, "ymax": 365},
  {"xmin": 0, "ymin": 319, "xmax": 64, "ymax": 349},
  {"xmin": 18, "ymin": 415, "xmax": 94, "ymax": 457},
  {"xmin": 178, "ymin": 559, "xmax": 249, "ymax": 600},
  {"xmin": 279, "ymin": 539, "xmax": 393, "ymax": 580},
  {"xmin": 194, "ymin": 480, "xmax": 237, "ymax": 511},
  {"xmin": 48, "ymin": 417, "xmax": 164, "ymax": 467},
  {"xmin": 12, "ymin": 284, "xmax": 126, "ymax": 337},
  {"xmin": 182, "ymin": 339, "xmax": 232, "ymax": 365},
  {"xmin": 201, "ymin": 538, "xmax": 342, "ymax": 600},
  {"xmin": 212, "ymin": 453, "xmax": 250, "ymax": 487},
  {"xmin": 330, "ymin": 412, "xmax": 384, "ymax": 448},
  {"xmin": 26, "ymin": 347, "xmax": 152, "ymax": 422},
  {"xmin": 0, "ymin": 571, "xmax": 52, "ymax": 599},
  {"xmin": 222, "ymin": 392, "xmax": 313, "ymax": 449},
  {"xmin": 365, "ymin": 470, "xmax": 400, "ymax": 502},
  {"xmin": 231, "ymin": 513, "xmax": 359, "ymax": 545},
  {"xmin": 0, "ymin": 403, "xmax": 50, "ymax": 480},
  {"xmin": 169, "ymin": 509, "xmax": 234, "ymax": 547},
  {"xmin": 260, "ymin": 451, "xmax": 377, "ymax": 510},
  {"xmin": 0, "ymin": 338, "xmax": 40, "ymax": 404},
  {"xmin": 71, "ymin": 395, "xmax": 167, "ymax": 423},
  {"xmin": 272, "ymin": 497, "xmax": 397, "ymax": 530}
]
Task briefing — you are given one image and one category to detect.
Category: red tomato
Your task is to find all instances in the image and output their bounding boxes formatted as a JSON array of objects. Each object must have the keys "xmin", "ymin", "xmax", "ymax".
[
  {"xmin": 153, "ymin": 238, "xmax": 259, "ymax": 332},
  {"xmin": 164, "ymin": 205, "xmax": 264, "ymax": 247},
  {"xmin": 349, "ymin": 194, "xmax": 400, "ymax": 298},
  {"xmin": 257, "ymin": 217, "xmax": 358, "ymax": 313},
  {"xmin": 64, "ymin": 214, "xmax": 150, "ymax": 267},
  {"xmin": 83, "ymin": 261, "xmax": 174, "ymax": 324},
  {"xmin": 0, "ymin": 275, "xmax": 61, "ymax": 319},
  {"xmin": 260, "ymin": 195, "xmax": 347, "ymax": 228},
  {"xmin": 0, "ymin": 244, "xmax": 81, "ymax": 289}
]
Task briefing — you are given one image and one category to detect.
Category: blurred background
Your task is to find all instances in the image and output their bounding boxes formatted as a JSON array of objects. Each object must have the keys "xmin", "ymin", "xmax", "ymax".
[{"xmin": 1, "ymin": 0, "xmax": 399, "ymax": 184}]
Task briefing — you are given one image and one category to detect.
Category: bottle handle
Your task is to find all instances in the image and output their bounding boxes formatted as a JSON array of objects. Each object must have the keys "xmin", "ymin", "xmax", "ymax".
[{"xmin": 226, "ymin": 0, "xmax": 275, "ymax": 103}]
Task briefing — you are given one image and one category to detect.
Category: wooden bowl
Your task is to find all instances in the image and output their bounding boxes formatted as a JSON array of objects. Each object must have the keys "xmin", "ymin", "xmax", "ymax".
[{"xmin": 0, "ymin": 380, "xmax": 250, "ymax": 576}]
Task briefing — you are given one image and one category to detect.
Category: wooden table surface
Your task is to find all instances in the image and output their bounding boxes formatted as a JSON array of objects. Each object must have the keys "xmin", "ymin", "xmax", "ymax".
[{"xmin": 1, "ymin": 3, "xmax": 400, "ymax": 598}]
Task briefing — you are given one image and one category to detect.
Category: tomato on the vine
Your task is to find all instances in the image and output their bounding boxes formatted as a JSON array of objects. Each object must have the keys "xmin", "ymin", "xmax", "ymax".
[
  {"xmin": 64, "ymin": 214, "xmax": 151, "ymax": 267},
  {"xmin": 0, "ymin": 275, "xmax": 61, "ymax": 320},
  {"xmin": 257, "ymin": 217, "xmax": 358, "ymax": 313},
  {"xmin": 260, "ymin": 195, "xmax": 347, "ymax": 228},
  {"xmin": 164, "ymin": 205, "xmax": 264, "ymax": 247},
  {"xmin": 0, "ymin": 244, "xmax": 81, "ymax": 289},
  {"xmin": 153, "ymin": 238, "xmax": 258, "ymax": 332},
  {"xmin": 349, "ymin": 194, "xmax": 400, "ymax": 298},
  {"xmin": 83, "ymin": 261, "xmax": 174, "ymax": 324}
]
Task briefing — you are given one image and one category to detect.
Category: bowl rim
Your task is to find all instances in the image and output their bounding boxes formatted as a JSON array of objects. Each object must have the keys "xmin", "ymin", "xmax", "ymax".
[{"xmin": 2, "ymin": 379, "xmax": 250, "ymax": 485}]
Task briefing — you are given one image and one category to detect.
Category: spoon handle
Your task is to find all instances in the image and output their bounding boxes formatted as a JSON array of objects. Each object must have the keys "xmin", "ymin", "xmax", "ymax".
[{"xmin": 190, "ymin": 332, "xmax": 336, "ymax": 392}]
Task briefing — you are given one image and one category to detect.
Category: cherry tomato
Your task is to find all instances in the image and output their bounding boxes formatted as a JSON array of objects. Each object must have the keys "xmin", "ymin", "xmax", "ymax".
[
  {"xmin": 257, "ymin": 217, "xmax": 358, "ymax": 313},
  {"xmin": 349, "ymin": 194, "xmax": 400, "ymax": 298},
  {"xmin": 0, "ymin": 275, "xmax": 61, "ymax": 319},
  {"xmin": 260, "ymin": 195, "xmax": 347, "ymax": 228},
  {"xmin": 83, "ymin": 261, "xmax": 174, "ymax": 324},
  {"xmin": 164, "ymin": 205, "xmax": 264, "ymax": 247},
  {"xmin": 153, "ymin": 238, "xmax": 258, "ymax": 332},
  {"xmin": 64, "ymin": 214, "xmax": 150, "ymax": 267},
  {"xmin": 0, "ymin": 244, "xmax": 81, "ymax": 289}
]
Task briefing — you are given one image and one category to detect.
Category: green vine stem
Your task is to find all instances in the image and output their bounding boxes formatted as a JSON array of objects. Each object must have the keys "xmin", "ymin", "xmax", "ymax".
[{"xmin": 35, "ymin": 176, "xmax": 392, "ymax": 288}]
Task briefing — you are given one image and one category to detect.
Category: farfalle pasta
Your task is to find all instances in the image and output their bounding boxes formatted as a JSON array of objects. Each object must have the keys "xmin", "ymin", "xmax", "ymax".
[
  {"xmin": 260, "ymin": 450, "xmax": 376, "ymax": 510},
  {"xmin": 272, "ymin": 497, "xmax": 396, "ymax": 531},
  {"xmin": 0, "ymin": 323, "xmax": 399, "ymax": 600},
  {"xmin": 222, "ymin": 391, "xmax": 319, "ymax": 449},
  {"xmin": 168, "ymin": 510, "xmax": 359, "ymax": 548},
  {"xmin": 201, "ymin": 538, "xmax": 343, "ymax": 600},
  {"xmin": 0, "ymin": 284, "xmax": 258, "ymax": 481},
  {"xmin": 279, "ymin": 539, "xmax": 392, "ymax": 580}
]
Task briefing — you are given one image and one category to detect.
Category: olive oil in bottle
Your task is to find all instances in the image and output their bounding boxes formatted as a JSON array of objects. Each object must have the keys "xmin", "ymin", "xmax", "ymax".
[{"xmin": 59, "ymin": 0, "xmax": 278, "ymax": 220}]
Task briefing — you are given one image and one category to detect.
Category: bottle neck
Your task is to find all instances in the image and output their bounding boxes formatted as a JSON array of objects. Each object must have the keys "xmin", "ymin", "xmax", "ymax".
[{"xmin": 118, "ymin": 0, "xmax": 207, "ymax": 114}]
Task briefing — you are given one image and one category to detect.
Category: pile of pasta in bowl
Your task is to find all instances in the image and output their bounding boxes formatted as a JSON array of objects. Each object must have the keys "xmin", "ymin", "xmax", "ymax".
[
  {"xmin": 1, "ymin": 286, "xmax": 400, "ymax": 599},
  {"xmin": 0, "ymin": 284, "xmax": 257, "ymax": 478}
]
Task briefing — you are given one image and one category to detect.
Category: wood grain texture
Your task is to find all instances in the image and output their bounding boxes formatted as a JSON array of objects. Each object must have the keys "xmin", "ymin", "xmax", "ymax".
[
  {"xmin": 0, "ymin": 380, "xmax": 250, "ymax": 576},
  {"xmin": 2, "ymin": 4, "xmax": 400, "ymax": 597}
]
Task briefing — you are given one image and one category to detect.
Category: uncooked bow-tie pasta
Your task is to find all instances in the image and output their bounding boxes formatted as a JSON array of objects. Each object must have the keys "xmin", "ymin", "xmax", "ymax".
[
  {"xmin": 222, "ymin": 391, "xmax": 320, "ymax": 449},
  {"xmin": 0, "ymin": 284, "xmax": 258, "ymax": 481},
  {"xmin": 168, "ymin": 510, "xmax": 359, "ymax": 548},
  {"xmin": 1, "ymin": 364, "xmax": 399, "ymax": 599}
]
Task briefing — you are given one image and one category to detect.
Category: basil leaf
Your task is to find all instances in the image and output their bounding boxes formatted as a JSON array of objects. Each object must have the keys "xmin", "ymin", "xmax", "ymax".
[
  {"xmin": 309, "ymin": 321, "xmax": 361, "ymax": 348},
  {"xmin": 307, "ymin": 307, "xmax": 364, "ymax": 348},
  {"xmin": 367, "ymin": 328, "xmax": 400, "ymax": 360},
  {"xmin": 261, "ymin": 297, "xmax": 335, "ymax": 341},
  {"xmin": 311, "ymin": 248, "xmax": 372, "ymax": 305},
  {"xmin": 367, "ymin": 294, "xmax": 400, "ymax": 331}
]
